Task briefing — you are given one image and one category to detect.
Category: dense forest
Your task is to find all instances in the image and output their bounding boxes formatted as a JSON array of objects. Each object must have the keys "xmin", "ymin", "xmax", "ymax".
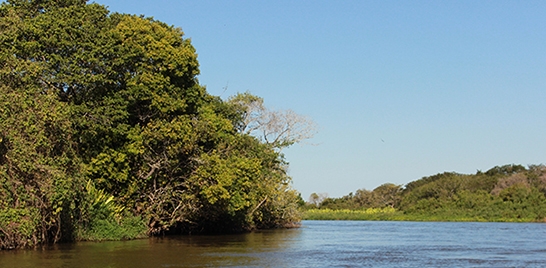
[
  {"xmin": 0, "ymin": 0, "xmax": 314, "ymax": 249},
  {"xmin": 305, "ymin": 164, "xmax": 546, "ymax": 222}
]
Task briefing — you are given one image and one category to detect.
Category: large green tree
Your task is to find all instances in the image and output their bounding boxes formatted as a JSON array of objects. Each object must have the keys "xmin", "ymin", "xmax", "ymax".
[
  {"xmin": 0, "ymin": 0, "xmax": 304, "ymax": 249},
  {"xmin": 0, "ymin": 0, "xmax": 89, "ymax": 248}
]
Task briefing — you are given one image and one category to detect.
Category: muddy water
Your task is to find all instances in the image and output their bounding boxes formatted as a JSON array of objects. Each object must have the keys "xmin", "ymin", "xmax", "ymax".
[{"xmin": 2, "ymin": 221, "xmax": 546, "ymax": 267}]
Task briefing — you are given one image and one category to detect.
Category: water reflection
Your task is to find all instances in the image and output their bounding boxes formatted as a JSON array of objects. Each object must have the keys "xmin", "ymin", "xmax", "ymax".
[
  {"xmin": 0, "ymin": 228, "xmax": 303, "ymax": 268},
  {"xmin": 2, "ymin": 221, "xmax": 546, "ymax": 267}
]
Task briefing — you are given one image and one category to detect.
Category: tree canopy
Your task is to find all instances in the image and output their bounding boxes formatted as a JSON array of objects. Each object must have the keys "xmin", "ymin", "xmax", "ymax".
[{"xmin": 0, "ymin": 0, "xmax": 309, "ymax": 249}]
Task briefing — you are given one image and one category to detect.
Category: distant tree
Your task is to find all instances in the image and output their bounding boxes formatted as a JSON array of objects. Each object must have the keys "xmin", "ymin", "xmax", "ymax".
[
  {"xmin": 309, "ymin": 192, "xmax": 328, "ymax": 207},
  {"xmin": 373, "ymin": 183, "xmax": 402, "ymax": 208},
  {"xmin": 354, "ymin": 189, "xmax": 377, "ymax": 208},
  {"xmin": 491, "ymin": 173, "xmax": 530, "ymax": 196},
  {"xmin": 315, "ymin": 164, "xmax": 546, "ymax": 222},
  {"xmin": 485, "ymin": 164, "xmax": 526, "ymax": 177},
  {"xmin": 526, "ymin": 165, "xmax": 546, "ymax": 195},
  {"xmin": 403, "ymin": 172, "xmax": 461, "ymax": 193}
]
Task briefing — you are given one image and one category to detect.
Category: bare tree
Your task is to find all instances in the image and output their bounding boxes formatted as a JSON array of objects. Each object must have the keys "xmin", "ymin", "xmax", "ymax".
[
  {"xmin": 308, "ymin": 192, "xmax": 328, "ymax": 207},
  {"xmin": 491, "ymin": 173, "xmax": 530, "ymax": 196},
  {"xmin": 228, "ymin": 92, "xmax": 317, "ymax": 150}
]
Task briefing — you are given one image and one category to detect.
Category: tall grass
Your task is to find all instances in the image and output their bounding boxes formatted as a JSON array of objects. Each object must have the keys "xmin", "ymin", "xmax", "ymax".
[
  {"xmin": 302, "ymin": 208, "xmax": 541, "ymax": 222},
  {"xmin": 303, "ymin": 208, "xmax": 400, "ymax": 221}
]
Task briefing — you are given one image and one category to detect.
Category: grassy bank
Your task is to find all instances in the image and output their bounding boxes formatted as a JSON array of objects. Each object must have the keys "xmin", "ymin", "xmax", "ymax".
[
  {"xmin": 302, "ymin": 208, "xmax": 544, "ymax": 222},
  {"xmin": 303, "ymin": 208, "xmax": 402, "ymax": 221}
]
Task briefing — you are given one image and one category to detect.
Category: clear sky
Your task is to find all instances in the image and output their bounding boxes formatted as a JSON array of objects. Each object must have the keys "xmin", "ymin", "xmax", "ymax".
[{"xmin": 95, "ymin": 0, "xmax": 546, "ymax": 199}]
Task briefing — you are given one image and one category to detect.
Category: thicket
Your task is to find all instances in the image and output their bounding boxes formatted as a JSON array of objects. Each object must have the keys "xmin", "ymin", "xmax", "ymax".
[
  {"xmin": 305, "ymin": 164, "xmax": 546, "ymax": 222},
  {"xmin": 0, "ymin": 0, "xmax": 308, "ymax": 249}
]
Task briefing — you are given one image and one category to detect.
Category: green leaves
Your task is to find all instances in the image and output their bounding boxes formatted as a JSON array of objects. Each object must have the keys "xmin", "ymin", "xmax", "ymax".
[
  {"xmin": 0, "ymin": 78, "xmax": 80, "ymax": 248},
  {"xmin": 0, "ymin": 0, "xmax": 304, "ymax": 246}
]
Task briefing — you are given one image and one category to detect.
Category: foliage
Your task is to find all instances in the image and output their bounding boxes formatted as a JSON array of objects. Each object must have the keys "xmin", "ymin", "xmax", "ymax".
[
  {"xmin": 0, "ymin": 0, "xmax": 308, "ymax": 249},
  {"xmin": 304, "ymin": 164, "xmax": 546, "ymax": 222},
  {"xmin": 310, "ymin": 183, "xmax": 403, "ymax": 211},
  {"xmin": 76, "ymin": 215, "xmax": 147, "ymax": 242},
  {"xmin": 303, "ymin": 208, "xmax": 399, "ymax": 221},
  {"xmin": 76, "ymin": 179, "xmax": 146, "ymax": 242},
  {"xmin": 0, "ymin": 60, "xmax": 81, "ymax": 248}
]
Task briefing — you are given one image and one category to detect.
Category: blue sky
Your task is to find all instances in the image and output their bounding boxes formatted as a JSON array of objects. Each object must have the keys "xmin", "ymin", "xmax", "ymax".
[{"xmin": 95, "ymin": 0, "xmax": 546, "ymax": 199}]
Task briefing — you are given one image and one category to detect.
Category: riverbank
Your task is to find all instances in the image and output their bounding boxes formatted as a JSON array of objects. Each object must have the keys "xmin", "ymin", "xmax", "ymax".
[{"xmin": 302, "ymin": 208, "xmax": 545, "ymax": 223}]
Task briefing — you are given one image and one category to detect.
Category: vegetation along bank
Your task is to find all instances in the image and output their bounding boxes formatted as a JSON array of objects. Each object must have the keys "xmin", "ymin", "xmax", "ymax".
[
  {"xmin": 0, "ymin": 0, "xmax": 316, "ymax": 250},
  {"xmin": 303, "ymin": 164, "xmax": 546, "ymax": 222}
]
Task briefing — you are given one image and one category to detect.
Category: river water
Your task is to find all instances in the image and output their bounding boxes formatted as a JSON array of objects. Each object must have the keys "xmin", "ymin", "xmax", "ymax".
[{"xmin": 2, "ymin": 220, "xmax": 546, "ymax": 267}]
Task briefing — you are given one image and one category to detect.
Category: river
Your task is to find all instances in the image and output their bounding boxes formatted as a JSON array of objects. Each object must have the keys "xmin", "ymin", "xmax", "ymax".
[{"xmin": 2, "ymin": 220, "xmax": 546, "ymax": 267}]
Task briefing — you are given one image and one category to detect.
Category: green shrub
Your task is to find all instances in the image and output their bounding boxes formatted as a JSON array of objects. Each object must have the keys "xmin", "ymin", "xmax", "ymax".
[
  {"xmin": 76, "ymin": 215, "xmax": 147, "ymax": 241},
  {"xmin": 0, "ymin": 208, "xmax": 40, "ymax": 249}
]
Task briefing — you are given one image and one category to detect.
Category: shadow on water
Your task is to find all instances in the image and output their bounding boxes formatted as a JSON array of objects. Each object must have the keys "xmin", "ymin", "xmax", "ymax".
[
  {"xmin": 2, "ymin": 221, "xmax": 546, "ymax": 267},
  {"xmin": 0, "ymin": 228, "xmax": 303, "ymax": 268}
]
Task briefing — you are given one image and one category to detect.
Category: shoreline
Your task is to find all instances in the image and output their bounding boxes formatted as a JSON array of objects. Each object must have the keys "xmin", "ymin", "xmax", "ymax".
[{"xmin": 302, "ymin": 208, "xmax": 546, "ymax": 223}]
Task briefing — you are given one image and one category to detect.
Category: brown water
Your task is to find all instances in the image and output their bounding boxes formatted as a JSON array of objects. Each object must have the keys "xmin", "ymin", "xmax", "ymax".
[
  {"xmin": 0, "ymin": 228, "xmax": 301, "ymax": 267},
  {"xmin": 2, "ymin": 221, "xmax": 546, "ymax": 267}
]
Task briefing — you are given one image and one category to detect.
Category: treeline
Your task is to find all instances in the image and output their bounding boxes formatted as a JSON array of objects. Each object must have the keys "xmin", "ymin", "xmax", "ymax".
[
  {"xmin": 0, "ymin": 0, "xmax": 312, "ymax": 250},
  {"xmin": 306, "ymin": 164, "xmax": 546, "ymax": 221}
]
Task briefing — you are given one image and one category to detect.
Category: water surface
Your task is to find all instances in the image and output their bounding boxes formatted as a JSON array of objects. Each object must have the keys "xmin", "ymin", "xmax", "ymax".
[{"xmin": 2, "ymin": 221, "xmax": 546, "ymax": 267}]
